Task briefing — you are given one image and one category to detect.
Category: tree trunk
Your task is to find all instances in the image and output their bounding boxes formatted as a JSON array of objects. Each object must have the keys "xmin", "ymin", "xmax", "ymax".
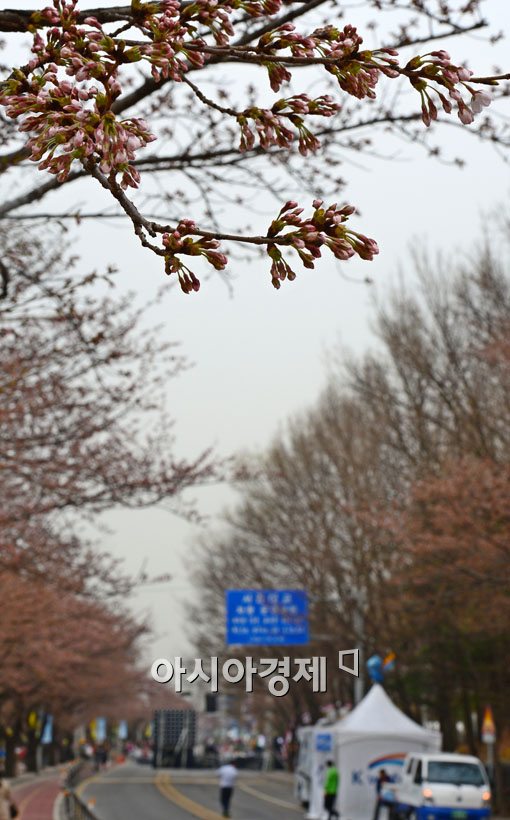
[
  {"xmin": 436, "ymin": 688, "xmax": 457, "ymax": 751},
  {"xmin": 25, "ymin": 728, "xmax": 39, "ymax": 773},
  {"xmin": 4, "ymin": 733, "xmax": 17, "ymax": 778}
]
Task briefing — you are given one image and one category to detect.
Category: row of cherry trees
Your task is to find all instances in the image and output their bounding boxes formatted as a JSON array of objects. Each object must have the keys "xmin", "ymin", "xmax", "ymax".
[
  {"xmin": 0, "ymin": 221, "xmax": 216, "ymax": 773},
  {"xmin": 189, "ymin": 237, "xmax": 510, "ymax": 768}
]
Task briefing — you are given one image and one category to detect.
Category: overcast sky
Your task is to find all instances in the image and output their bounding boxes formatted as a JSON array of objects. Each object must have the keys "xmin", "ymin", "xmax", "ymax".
[{"xmin": 3, "ymin": 0, "xmax": 510, "ymax": 666}]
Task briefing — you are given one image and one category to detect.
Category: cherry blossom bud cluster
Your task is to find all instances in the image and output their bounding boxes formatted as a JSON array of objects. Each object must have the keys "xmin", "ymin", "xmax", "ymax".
[
  {"xmin": 237, "ymin": 94, "xmax": 338, "ymax": 154},
  {"xmin": 265, "ymin": 62, "xmax": 292, "ymax": 93},
  {"xmin": 140, "ymin": 0, "xmax": 281, "ymax": 70},
  {"xmin": 272, "ymin": 94, "xmax": 339, "ymax": 118},
  {"xmin": 265, "ymin": 199, "xmax": 378, "ymax": 288},
  {"xmin": 135, "ymin": 0, "xmax": 283, "ymax": 78},
  {"xmin": 231, "ymin": 0, "xmax": 282, "ymax": 17},
  {"xmin": 258, "ymin": 22, "xmax": 364, "ymax": 60},
  {"xmin": 32, "ymin": 18, "xmax": 117, "ymax": 81},
  {"xmin": 135, "ymin": 2, "xmax": 205, "ymax": 79},
  {"xmin": 330, "ymin": 61, "xmax": 381, "ymax": 100},
  {"xmin": 406, "ymin": 50, "xmax": 493, "ymax": 126},
  {"xmin": 32, "ymin": 0, "xmax": 78, "ymax": 27},
  {"xmin": 180, "ymin": 0, "xmax": 234, "ymax": 46},
  {"xmin": 140, "ymin": 38, "xmax": 206, "ymax": 81},
  {"xmin": 258, "ymin": 23, "xmax": 399, "ymax": 98},
  {"xmin": 162, "ymin": 220, "xmax": 228, "ymax": 293},
  {"xmin": 236, "ymin": 110, "xmax": 287, "ymax": 152},
  {"xmin": 1, "ymin": 68, "xmax": 155, "ymax": 186},
  {"xmin": 157, "ymin": 199, "xmax": 377, "ymax": 293}
]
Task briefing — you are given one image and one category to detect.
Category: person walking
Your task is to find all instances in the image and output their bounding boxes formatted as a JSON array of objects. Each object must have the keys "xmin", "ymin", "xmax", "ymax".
[
  {"xmin": 372, "ymin": 768, "xmax": 391, "ymax": 820},
  {"xmin": 324, "ymin": 759, "xmax": 340, "ymax": 819},
  {"xmin": 0, "ymin": 777, "xmax": 16, "ymax": 820},
  {"xmin": 217, "ymin": 759, "xmax": 238, "ymax": 818}
]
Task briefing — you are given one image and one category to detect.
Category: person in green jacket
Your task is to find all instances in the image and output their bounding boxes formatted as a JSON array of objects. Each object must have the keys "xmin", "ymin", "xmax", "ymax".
[{"xmin": 324, "ymin": 760, "xmax": 340, "ymax": 819}]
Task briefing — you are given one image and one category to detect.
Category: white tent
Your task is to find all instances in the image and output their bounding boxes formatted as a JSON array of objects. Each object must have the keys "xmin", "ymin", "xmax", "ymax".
[{"xmin": 301, "ymin": 684, "xmax": 441, "ymax": 820}]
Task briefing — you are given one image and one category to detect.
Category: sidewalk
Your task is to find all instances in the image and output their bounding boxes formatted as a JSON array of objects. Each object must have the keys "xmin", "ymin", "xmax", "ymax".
[{"xmin": 11, "ymin": 768, "xmax": 65, "ymax": 820}]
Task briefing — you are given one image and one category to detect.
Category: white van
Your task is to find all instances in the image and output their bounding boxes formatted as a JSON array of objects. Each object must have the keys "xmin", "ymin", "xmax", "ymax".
[{"xmin": 393, "ymin": 752, "xmax": 491, "ymax": 820}]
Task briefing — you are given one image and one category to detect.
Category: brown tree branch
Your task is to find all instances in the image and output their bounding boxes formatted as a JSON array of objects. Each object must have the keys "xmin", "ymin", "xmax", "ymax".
[
  {"xmin": 104, "ymin": 13, "xmax": 488, "ymax": 119},
  {"xmin": 0, "ymin": 4, "xmax": 164, "ymax": 32},
  {"xmin": 0, "ymin": 170, "xmax": 84, "ymax": 218}
]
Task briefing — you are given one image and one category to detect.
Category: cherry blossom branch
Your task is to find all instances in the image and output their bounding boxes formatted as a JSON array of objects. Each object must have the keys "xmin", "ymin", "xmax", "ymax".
[
  {"xmin": 84, "ymin": 157, "xmax": 378, "ymax": 292},
  {"xmin": 0, "ymin": 3, "xmax": 187, "ymax": 32},
  {"xmin": 234, "ymin": 0, "xmax": 326, "ymax": 47},
  {"xmin": 0, "ymin": 0, "xmax": 507, "ymax": 292},
  {"xmin": 0, "ymin": 111, "xmax": 425, "ymax": 218},
  {"xmin": 182, "ymin": 76, "xmax": 237, "ymax": 116},
  {"xmin": 90, "ymin": 14, "xmax": 489, "ymax": 125},
  {"xmin": 0, "ymin": 171, "xmax": 84, "ymax": 217},
  {"xmin": 390, "ymin": 20, "xmax": 487, "ymax": 50}
]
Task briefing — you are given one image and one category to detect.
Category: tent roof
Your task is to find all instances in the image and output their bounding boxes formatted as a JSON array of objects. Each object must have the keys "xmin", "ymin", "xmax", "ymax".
[{"xmin": 336, "ymin": 684, "xmax": 440, "ymax": 744}]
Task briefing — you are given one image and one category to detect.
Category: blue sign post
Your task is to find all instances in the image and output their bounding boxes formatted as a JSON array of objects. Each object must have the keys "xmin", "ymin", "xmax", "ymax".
[{"xmin": 225, "ymin": 589, "xmax": 309, "ymax": 646}]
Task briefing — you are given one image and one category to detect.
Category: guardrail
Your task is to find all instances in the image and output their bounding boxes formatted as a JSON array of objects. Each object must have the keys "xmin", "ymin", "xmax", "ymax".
[
  {"xmin": 63, "ymin": 790, "xmax": 100, "ymax": 820},
  {"xmin": 62, "ymin": 761, "xmax": 100, "ymax": 820},
  {"xmin": 65, "ymin": 761, "xmax": 85, "ymax": 790}
]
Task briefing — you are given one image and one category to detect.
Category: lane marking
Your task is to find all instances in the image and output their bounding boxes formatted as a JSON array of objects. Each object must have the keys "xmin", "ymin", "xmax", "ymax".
[
  {"xmin": 259, "ymin": 772, "xmax": 294, "ymax": 784},
  {"xmin": 17, "ymin": 789, "xmax": 38, "ymax": 817},
  {"xmin": 78, "ymin": 769, "xmax": 300, "ymax": 817},
  {"xmin": 76, "ymin": 773, "xmax": 102, "ymax": 797},
  {"xmin": 76, "ymin": 776, "xmax": 160, "ymax": 785},
  {"xmin": 156, "ymin": 773, "xmax": 224, "ymax": 819},
  {"xmin": 238, "ymin": 781, "xmax": 302, "ymax": 812},
  {"xmin": 53, "ymin": 792, "xmax": 64, "ymax": 820},
  {"xmin": 164, "ymin": 778, "xmax": 217, "ymax": 786},
  {"xmin": 17, "ymin": 781, "xmax": 59, "ymax": 818},
  {"xmin": 76, "ymin": 775, "xmax": 219, "ymax": 786},
  {"xmin": 75, "ymin": 760, "xmax": 129, "ymax": 795}
]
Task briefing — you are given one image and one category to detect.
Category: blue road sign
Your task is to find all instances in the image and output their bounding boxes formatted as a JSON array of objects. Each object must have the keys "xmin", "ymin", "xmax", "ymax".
[
  {"xmin": 225, "ymin": 589, "xmax": 309, "ymax": 646},
  {"xmin": 316, "ymin": 733, "xmax": 333, "ymax": 753}
]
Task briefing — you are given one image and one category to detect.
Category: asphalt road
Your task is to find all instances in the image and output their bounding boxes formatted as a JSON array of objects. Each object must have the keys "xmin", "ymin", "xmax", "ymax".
[{"xmin": 78, "ymin": 763, "xmax": 304, "ymax": 820}]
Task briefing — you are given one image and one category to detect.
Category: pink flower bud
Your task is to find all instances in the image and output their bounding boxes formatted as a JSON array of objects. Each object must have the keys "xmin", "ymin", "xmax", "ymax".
[
  {"xmin": 457, "ymin": 102, "xmax": 474, "ymax": 125},
  {"xmin": 471, "ymin": 90, "xmax": 492, "ymax": 114},
  {"xmin": 457, "ymin": 67, "xmax": 473, "ymax": 81}
]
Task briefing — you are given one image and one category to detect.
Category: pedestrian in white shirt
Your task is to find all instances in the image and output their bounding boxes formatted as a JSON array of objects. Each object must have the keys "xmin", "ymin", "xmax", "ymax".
[{"xmin": 217, "ymin": 760, "xmax": 238, "ymax": 817}]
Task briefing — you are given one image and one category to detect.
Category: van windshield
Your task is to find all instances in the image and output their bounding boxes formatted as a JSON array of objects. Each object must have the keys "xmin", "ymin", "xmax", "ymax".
[{"xmin": 427, "ymin": 761, "xmax": 485, "ymax": 787}]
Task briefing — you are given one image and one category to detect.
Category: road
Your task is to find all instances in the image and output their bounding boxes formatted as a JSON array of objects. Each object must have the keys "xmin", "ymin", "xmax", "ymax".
[{"xmin": 78, "ymin": 763, "xmax": 304, "ymax": 819}]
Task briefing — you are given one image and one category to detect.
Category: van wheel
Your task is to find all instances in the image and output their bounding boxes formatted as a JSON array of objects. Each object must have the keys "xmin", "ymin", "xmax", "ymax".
[{"xmin": 408, "ymin": 811, "xmax": 418, "ymax": 820}]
